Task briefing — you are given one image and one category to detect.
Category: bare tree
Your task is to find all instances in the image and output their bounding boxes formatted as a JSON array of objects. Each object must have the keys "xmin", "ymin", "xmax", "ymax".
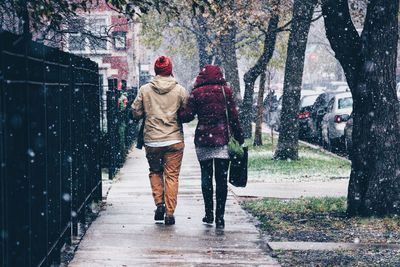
[
  {"xmin": 273, "ymin": 0, "xmax": 317, "ymax": 160},
  {"xmin": 241, "ymin": 11, "xmax": 281, "ymax": 138},
  {"xmin": 322, "ymin": 0, "xmax": 400, "ymax": 216}
]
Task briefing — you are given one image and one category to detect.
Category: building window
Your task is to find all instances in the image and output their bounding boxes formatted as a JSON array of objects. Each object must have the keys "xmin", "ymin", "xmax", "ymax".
[
  {"xmin": 88, "ymin": 18, "xmax": 108, "ymax": 51},
  {"xmin": 68, "ymin": 18, "xmax": 86, "ymax": 51},
  {"xmin": 113, "ymin": 32, "xmax": 126, "ymax": 50},
  {"xmin": 68, "ymin": 33, "xmax": 85, "ymax": 51},
  {"xmin": 67, "ymin": 16, "xmax": 109, "ymax": 53}
]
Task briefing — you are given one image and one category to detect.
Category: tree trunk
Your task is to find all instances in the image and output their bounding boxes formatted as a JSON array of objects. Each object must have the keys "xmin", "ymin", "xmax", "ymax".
[
  {"xmin": 254, "ymin": 69, "xmax": 267, "ymax": 146},
  {"xmin": 273, "ymin": 0, "xmax": 316, "ymax": 160},
  {"xmin": 322, "ymin": 0, "xmax": 400, "ymax": 216},
  {"xmin": 195, "ymin": 33, "xmax": 212, "ymax": 69},
  {"xmin": 194, "ymin": 14, "xmax": 212, "ymax": 69},
  {"xmin": 241, "ymin": 14, "xmax": 280, "ymax": 138},
  {"xmin": 220, "ymin": 22, "xmax": 242, "ymax": 102}
]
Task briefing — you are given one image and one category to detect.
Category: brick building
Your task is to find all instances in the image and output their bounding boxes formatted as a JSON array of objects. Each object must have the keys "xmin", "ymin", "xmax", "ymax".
[{"xmin": 64, "ymin": 0, "xmax": 140, "ymax": 90}]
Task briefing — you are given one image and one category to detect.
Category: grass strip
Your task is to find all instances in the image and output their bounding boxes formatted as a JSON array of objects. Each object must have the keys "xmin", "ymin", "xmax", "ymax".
[
  {"xmin": 245, "ymin": 135, "xmax": 351, "ymax": 180},
  {"xmin": 243, "ymin": 197, "xmax": 400, "ymax": 243}
]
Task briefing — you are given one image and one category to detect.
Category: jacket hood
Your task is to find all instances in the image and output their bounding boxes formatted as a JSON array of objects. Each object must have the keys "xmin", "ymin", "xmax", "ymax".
[
  {"xmin": 150, "ymin": 75, "xmax": 178, "ymax": 94},
  {"xmin": 194, "ymin": 65, "xmax": 227, "ymax": 88}
]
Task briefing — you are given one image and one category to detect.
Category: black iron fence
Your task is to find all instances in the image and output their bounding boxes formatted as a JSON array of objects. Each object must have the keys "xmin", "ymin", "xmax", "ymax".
[
  {"xmin": 101, "ymin": 78, "xmax": 138, "ymax": 179},
  {"xmin": 0, "ymin": 31, "xmax": 102, "ymax": 266}
]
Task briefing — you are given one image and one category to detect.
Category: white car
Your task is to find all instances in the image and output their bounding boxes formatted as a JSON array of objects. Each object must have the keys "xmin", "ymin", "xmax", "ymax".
[
  {"xmin": 321, "ymin": 92, "xmax": 353, "ymax": 149},
  {"xmin": 327, "ymin": 81, "xmax": 348, "ymax": 91},
  {"xmin": 335, "ymin": 85, "xmax": 350, "ymax": 92}
]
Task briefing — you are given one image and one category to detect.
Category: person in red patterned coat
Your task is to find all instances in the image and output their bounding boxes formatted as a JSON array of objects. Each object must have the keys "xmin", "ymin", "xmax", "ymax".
[{"xmin": 179, "ymin": 64, "xmax": 244, "ymax": 229}]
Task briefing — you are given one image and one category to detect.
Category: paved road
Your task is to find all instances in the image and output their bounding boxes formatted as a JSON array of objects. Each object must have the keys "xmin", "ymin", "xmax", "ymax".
[{"xmin": 69, "ymin": 127, "xmax": 279, "ymax": 267}]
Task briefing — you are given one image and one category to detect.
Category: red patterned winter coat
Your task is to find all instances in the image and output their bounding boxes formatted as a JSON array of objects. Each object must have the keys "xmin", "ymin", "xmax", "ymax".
[{"xmin": 179, "ymin": 65, "xmax": 244, "ymax": 147}]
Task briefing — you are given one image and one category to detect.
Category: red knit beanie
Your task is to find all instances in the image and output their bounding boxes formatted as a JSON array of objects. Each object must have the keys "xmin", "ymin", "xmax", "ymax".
[{"xmin": 154, "ymin": 56, "xmax": 173, "ymax": 76}]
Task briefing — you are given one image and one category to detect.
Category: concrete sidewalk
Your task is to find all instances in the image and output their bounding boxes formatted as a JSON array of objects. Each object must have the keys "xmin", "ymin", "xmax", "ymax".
[
  {"xmin": 231, "ymin": 179, "xmax": 348, "ymax": 199},
  {"xmin": 69, "ymin": 127, "xmax": 278, "ymax": 266}
]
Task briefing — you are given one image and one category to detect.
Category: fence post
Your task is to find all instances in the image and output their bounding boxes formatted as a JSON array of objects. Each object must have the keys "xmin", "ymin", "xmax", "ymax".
[
  {"xmin": 61, "ymin": 53, "xmax": 73, "ymax": 249},
  {"xmin": 0, "ymin": 30, "xmax": 5, "ymax": 267},
  {"xmin": 92, "ymin": 71, "xmax": 103, "ymax": 202},
  {"xmin": 107, "ymin": 78, "xmax": 118, "ymax": 180},
  {"xmin": 71, "ymin": 55, "xmax": 79, "ymax": 238}
]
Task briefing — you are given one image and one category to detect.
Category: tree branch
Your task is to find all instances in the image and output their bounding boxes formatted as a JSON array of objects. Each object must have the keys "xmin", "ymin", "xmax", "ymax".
[
  {"xmin": 244, "ymin": 13, "xmax": 280, "ymax": 83},
  {"xmin": 321, "ymin": 0, "xmax": 362, "ymax": 90}
]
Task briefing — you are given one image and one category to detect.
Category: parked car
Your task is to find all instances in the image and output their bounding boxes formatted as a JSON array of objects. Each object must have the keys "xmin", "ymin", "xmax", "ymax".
[
  {"xmin": 309, "ymin": 89, "xmax": 350, "ymax": 144},
  {"xmin": 302, "ymin": 89, "xmax": 321, "ymax": 97},
  {"xmin": 264, "ymin": 90, "xmax": 320, "ymax": 131},
  {"xmin": 326, "ymin": 81, "xmax": 348, "ymax": 91},
  {"xmin": 274, "ymin": 92, "xmax": 320, "ymax": 134},
  {"xmin": 302, "ymin": 84, "xmax": 326, "ymax": 93},
  {"xmin": 298, "ymin": 94, "xmax": 320, "ymax": 140},
  {"xmin": 302, "ymin": 83, "xmax": 314, "ymax": 91},
  {"xmin": 321, "ymin": 92, "xmax": 353, "ymax": 149},
  {"xmin": 344, "ymin": 113, "xmax": 353, "ymax": 156},
  {"xmin": 336, "ymin": 85, "xmax": 350, "ymax": 92},
  {"xmin": 312, "ymin": 86, "xmax": 326, "ymax": 93}
]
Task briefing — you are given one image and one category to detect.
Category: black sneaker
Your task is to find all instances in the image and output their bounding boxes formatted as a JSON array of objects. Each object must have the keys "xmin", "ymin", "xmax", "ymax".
[
  {"xmin": 154, "ymin": 204, "xmax": 165, "ymax": 221},
  {"xmin": 202, "ymin": 214, "xmax": 214, "ymax": 224},
  {"xmin": 164, "ymin": 215, "xmax": 175, "ymax": 225},
  {"xmin": 216, "ymin": 218, "xmax": 225, "ymax": 229}
]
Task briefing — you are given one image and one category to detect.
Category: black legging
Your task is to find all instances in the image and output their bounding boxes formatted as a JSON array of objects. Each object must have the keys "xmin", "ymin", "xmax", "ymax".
[{"xmin": 200, "ymin": 159, "xmax": 230, "ymax": 219}]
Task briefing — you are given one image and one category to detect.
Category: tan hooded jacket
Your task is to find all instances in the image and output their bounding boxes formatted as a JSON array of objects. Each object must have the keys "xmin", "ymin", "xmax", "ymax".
[{"xmin": 132, "ymin": 75, "xmax": 187, "ymax": 143}]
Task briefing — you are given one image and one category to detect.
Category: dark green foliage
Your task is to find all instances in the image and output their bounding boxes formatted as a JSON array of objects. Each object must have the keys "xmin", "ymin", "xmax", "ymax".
[{"xmin": 0, "ymin": 0, "xmax": 174, "ymax": 37}]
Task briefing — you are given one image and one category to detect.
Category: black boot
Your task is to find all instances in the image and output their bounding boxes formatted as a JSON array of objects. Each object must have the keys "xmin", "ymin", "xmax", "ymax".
[
  {"xmin": 215, "ymin": 217, "xmax": 225, "ymax": 229},
  {"xmin": 202, "ymin": 213, "xmax": 214, "ymax": 224},
  {"xmin": 154, "ymin": 204, "xmax": 165, "ymax": 221},
  {"xmin": 164, "ymin": 215, "xmax": 175, "ymax": 225}
]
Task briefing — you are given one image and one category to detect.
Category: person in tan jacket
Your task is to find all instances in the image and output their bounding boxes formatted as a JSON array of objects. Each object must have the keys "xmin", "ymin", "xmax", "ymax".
[{"xmin": 132, "ymin": 56, "xmax": 187, "ymax": 225}]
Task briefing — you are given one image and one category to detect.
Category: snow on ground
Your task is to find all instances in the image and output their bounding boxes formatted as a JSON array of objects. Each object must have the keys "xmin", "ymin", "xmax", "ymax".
[{"xmin": 247, "ymin": 139, "xmax": 351, "ymax": 183}]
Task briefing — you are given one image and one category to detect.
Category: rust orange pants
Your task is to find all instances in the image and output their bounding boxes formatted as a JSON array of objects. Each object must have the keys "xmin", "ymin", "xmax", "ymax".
[{"xmin": 145, "ymin": 142, "xmax": 184, "ymax": 216}]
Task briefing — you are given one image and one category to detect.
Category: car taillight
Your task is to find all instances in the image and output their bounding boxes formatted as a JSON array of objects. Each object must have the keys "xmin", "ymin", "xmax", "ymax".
[
  {"xmin": 298, "ymin": 111, "xmax": 311, "ymax": 119},
  {"xmin": 334, "ymin": 115, "xmax": 349, "ymax": 123}
]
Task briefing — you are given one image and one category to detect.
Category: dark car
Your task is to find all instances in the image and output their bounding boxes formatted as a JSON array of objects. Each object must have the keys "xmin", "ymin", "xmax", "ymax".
[
  {"xmin": 298, "ymin": 94, "xmax": 320, "ymax": 140},
  {"xmin": 309, "ymin": 90, "xmax": 348, "ymax": 144}
]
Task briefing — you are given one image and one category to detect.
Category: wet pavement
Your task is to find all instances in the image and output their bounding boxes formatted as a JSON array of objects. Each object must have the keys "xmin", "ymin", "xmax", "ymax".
[{"xmin": 69, "ymin": 127, "xmax": 279, "ymax": 267}]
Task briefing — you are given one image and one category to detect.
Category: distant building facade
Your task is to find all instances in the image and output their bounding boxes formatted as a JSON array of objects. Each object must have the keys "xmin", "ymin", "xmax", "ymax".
[{"xmin": 64, "ymin": 0, "xmax": 139, "ymax": 90}]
